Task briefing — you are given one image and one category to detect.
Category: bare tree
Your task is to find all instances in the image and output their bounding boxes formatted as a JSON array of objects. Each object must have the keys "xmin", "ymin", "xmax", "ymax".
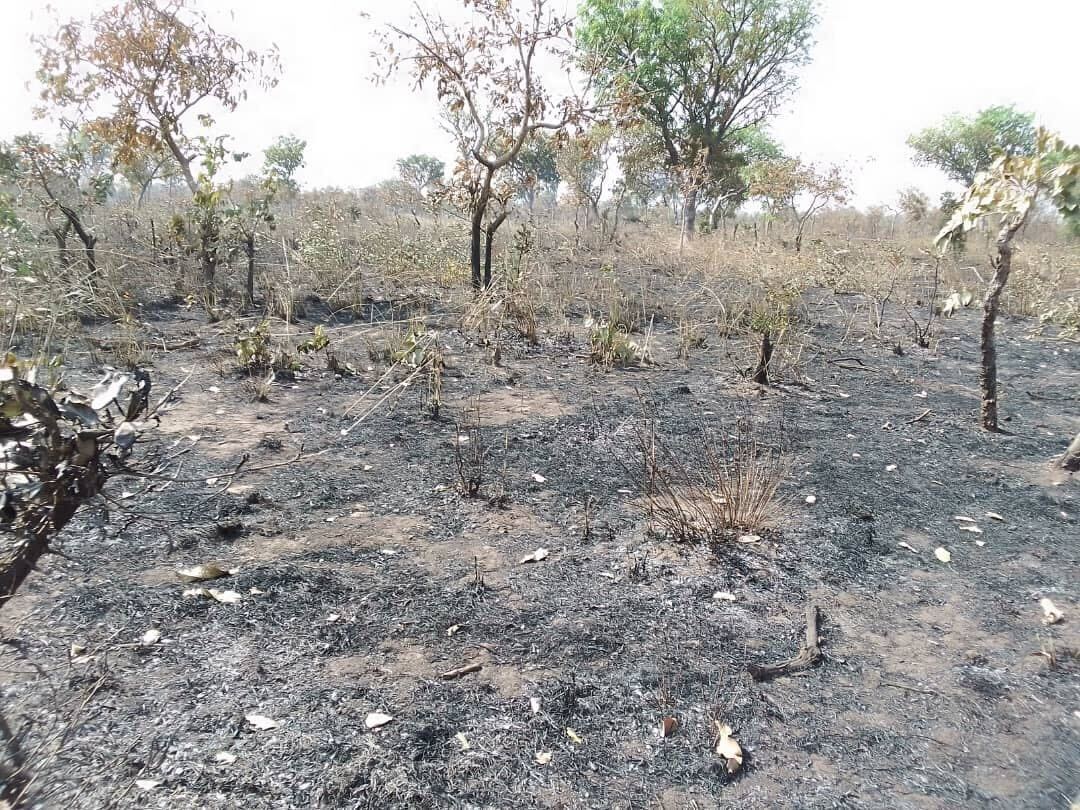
[{"xmin": 377, "ymin": 0, "xmax": 591, "ymax": 289}]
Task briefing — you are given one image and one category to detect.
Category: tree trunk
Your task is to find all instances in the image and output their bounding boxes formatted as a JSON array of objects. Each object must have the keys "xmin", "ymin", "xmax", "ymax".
[
  {"xmin": 245, "ymin": 234, "xmax": 256, "ymax": 309},
  {"xmin": 980, "ymin": 259, "xmax": 1010, "ymax": 430},
  {"xmin": 980, "ymin": 217, "xmax": 1026, "ymax": 431},
  {"xmin": 52, "ymin": 224, "xmax": 71, "ymax": 272},
  {"xmin": 483, "ymin": 211, "xmax": 509, "ymax": 289},
  {"xmin": 681, "ymin": 188, "xmax": 698, "ymax": 241},
  {"xmin": 752, "ymin": 331, "xmax": 773, "ymax": 385},
  {"xmin": 470, "ymin": 208, "xmax": 484, "ymax": 290}
]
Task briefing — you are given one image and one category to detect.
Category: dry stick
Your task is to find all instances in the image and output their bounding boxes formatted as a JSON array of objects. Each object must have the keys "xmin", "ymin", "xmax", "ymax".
[
  {"xmin": 749, "ymin": 603, "xmax": 822, "ymax": 682},
  {"xmin": 908, "ymin": 408, "xmax": 933, "ymax": 424}
]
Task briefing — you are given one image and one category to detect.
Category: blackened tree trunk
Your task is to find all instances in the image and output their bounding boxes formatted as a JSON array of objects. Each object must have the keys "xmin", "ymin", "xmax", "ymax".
[
  {"xmin": 979, "ymin": 215, "xmax": 1027, "ymax": 431},
  {"xmin": 752, "ymin": 331, "xmax": 773, "ymax": 385},
  {"xmin": 483, "ymin": 211, "xmax": 508, "ymax": 289},
  {"xmin": 470, "ymin": 208, "xmax": 485, "ymax": 290},
  {"xmin": 681, "ymin": 187, "xmax": 698, "ymax": 241},
  {"xmin": 244, "ymin": 233, "xmax": 256, "ymax": 308}
]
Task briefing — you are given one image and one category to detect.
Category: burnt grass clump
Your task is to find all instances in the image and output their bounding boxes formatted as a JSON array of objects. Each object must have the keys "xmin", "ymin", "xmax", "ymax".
[{"xmin": 2, "ymin": 283, "xmax": 1078, "ymax": 809}]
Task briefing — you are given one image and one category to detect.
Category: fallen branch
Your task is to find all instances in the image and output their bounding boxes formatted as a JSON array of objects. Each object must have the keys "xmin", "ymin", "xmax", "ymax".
[
  {"xmin": 908, "ymin": 408, "xmax": 933, "ymax": 424},
  {"xmin": 441, "ymin": 662, "xmax": 483, "ymax": 680},
  {"xmin": 749, "ymin": 603, "xmax": 822, "ymax": 682}
]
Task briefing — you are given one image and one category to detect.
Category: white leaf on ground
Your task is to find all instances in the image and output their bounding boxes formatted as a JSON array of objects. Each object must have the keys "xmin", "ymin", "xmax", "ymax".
[
  {"xmin": 529, "ymin": 697, "xmax": 541, "ymax": 715},
  {"xmin": 520, "ymin": 548, "xmax": 549, "ymax": 564},
  {"xmin": 176, "ymin": 563, "xmax": 230, "ymax": 583},
  {"xmin": 246, "ymin": 714, "xmax": 279, "ymax": 730},
  {"xmin": 454, "ymin": 732, "xmax": 470, "ymax": 751},
  {"xmin": 365, "ymin": 712, "xmax": 394, "ymax": 729},
  {"xmin": 208, "ymin": 589, "xmax": 242, "ymax": 604},
  {"xmin": 897, "ymin": 542, "xmax": 919, "ymax": 554},
  {"xmin": 805, "ymin": 495, "xmax": 817, "ymax": 505},
  {"xmin": 530, "ymin": 473, "xmax": 546, "ymax": 483},
  {"xmin": 446, "ymin": 624, "xmax": 461, "ymax": 637},
  {"xmin": 885, "ymin": 464, "xmax": 898, "ymax": 472},
  {"xmin": 985, "ymin": 512, "xmax": 1005, "ymax": 522},
  {"xmin": 934, "ymin": 547, "xmax": 952, "ymax": 563},
  {"xmin": 713, "ymin": 591, "xmax": 737, "ymax": 601},
  {"xmin": 736, "ymin": 534, "xmax": 761, "ymax": 544},
  {"xmin": 134, "ymin": 779, "xmax": 161, "ymax": 791},
  {"xmin": 566, "ymin": 728, "xmax": 583, "ymax": 744},
  {"xmin": 535, "ymin": 751, "xmax": 552, "ymax": 765},
  {"xmin": 958, "ymin": 524, "xmax": 983, "ymax": 534},
  {"xmin": 953, "ymin": 516, "xmax": 977, "ymax": 523},
  {"xmin": 975, "ymin": 540, "xmax": 986, "ymax": 547},
  {"xmin": 714, "ymin": 722, "xmax": 743, "ymax": 774},
  {"xmin": 140, "ymin": 628, "xmax": 161, "ymax": 646},
  {"xmin": 1040, "ymin": 598, "xmax": 1064, "ymax": 625},
  {"xmin": 214, "ymin": 751, "xmax": 237, "ymax": 765}
]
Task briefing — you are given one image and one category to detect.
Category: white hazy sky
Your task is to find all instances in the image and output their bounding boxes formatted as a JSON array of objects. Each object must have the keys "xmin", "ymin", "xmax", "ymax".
[{"xmin": 2, "ymin": 0, "xmax": 1077, "ymax": 208}]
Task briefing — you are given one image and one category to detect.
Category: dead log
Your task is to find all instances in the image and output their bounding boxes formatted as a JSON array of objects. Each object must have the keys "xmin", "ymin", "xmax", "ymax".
[{"xmin": 749, "ymin": 604, "xmax": 822, "ymax": 682}]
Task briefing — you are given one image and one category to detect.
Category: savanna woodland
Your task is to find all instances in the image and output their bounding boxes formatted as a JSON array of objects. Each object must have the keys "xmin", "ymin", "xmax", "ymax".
[{"xmin": 0, "ymin": 0, "xmax": 1077, "ymax": 807}]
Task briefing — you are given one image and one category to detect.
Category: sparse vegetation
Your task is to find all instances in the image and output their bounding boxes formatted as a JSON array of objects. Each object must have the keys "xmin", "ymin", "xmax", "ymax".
[{"xmin": 2, "ymin": 2, "xmax": 1078, "ymax": 808}]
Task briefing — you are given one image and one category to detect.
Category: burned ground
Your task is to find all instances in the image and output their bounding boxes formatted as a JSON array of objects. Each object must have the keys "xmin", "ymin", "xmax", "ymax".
[{"xmin": 1, "ymin": 289, "xmax": 1077, "ymax": 809}]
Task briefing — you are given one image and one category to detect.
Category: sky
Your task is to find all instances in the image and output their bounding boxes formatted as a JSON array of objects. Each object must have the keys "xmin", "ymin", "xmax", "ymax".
[{"xmin": 2, "ymin": 0, "xmax": 1078, "ymax": 208}]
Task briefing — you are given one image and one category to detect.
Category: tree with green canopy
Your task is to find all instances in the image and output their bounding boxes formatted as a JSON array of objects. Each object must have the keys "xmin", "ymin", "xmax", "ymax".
[
  {"xmin": 396, "ymin": 154, "xmax": 445, "ymax": 198},
  {"xmin": 907, "ymin": 105, "xmax": 1036, "ymax": 187},
  {"xmin": 577, "ymin": 0, "xmax": 817, "ymax": 240},
  {"xmin": 263, "ymin": 135, "xmax": 307, "ymax": 193}
]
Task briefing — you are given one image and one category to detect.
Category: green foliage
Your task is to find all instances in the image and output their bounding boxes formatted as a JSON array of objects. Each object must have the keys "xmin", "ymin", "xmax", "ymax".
[
  {"xmin": 263, "ymin": 134, "xmax": 306, "ymax": 191},
  {"xmin": 936, "ymin": 128, "xmax": 1080, "ymax": 249},
  {"xmin": 511, "ymin": 134, "xmax": 560, "ymax": 203},
  {"xmin": 297, "ymin": 325, "xmax": 330, "ymax": 355},
  {"xmin": 578, "ymin": 0, "xmax": 816, "ymax": 195},
  {"xmin": 897, "ymin": 187, "xmax": 929, "ymax": 223},
  {"xmin": 908, "ymin": 105, "xmax": 1036, "ymax": 187},
  {"xmin": 235, "ymin": 320, "xmax": 273, "ymax": 369},
  {"xmin": 396, "ymin": 154, "xmax": 445, "ymax": 196}
]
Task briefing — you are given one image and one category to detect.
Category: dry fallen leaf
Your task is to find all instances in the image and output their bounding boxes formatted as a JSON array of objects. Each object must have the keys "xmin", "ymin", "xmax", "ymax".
[
  {"xmin": 660, "ymin": 717, "xmax": 678, "ymax": 738},
  {"xmin": 454, "ymin": 732, "xmax": 471, "ymax": 751},
  {"xmin": 934, "ymin": 547, "xmax": 952, "ymax": 563},
  {"xmin": 535, "ymin": 751, "xmax": 553, "ymax": 765},
  {"xmin": 176, "ymin": 563, "xmax": 230, "ymax": 583},
  {"xmin": 985, "ymin": 512, "xmax": 1005, "ymax": 522},
  {"xmin": 566, "ymin": 728, "xmax": 583, "ymax": 745},
  {"xmin": 365, "ymin": 712, "xmax": 394, "ymax": 729},
  {"xmin": 529, "ymin": 697, "xmax": 541, "ymax": 715},
  {"xmin": 134, "ymin": 779, "xmax": 161, "ymax": 791},
  {"xmin": 958, "ymin": 524, "xmax": 983, "ymax": 534},
  {"xmin": 208, "ymin": 589, "xmax": 242, "ymax": 604},
  {"xmin": 214, "ymin": 751, "xmax": 237, "ymax": 765},
  {"xmin": 1040, "ymin": 598, "xmax": 1064, "ymax": 625},
  {"xmin": 885, "ymin": 464, "xmax": 898, "ymax": 472},
  {"xmin": 520, "ymin": 548, "xmax": 550, "ymax": 564},
  {"xmin": 953, "ymin": 515, "xmax": 977, "ymax": 524},
  {"xmin": 140, "ymin": 628, "xmax": 161, "ymax": 646},
  {"xmin": 713, "ymin": 591, "xmax": 737, "ymax": 602},
  {"xmin": 736, "ymin": 534, "xmax": 761, "ymax": 544},
  {"xmin": 714, "ymin": 722, "xmax": 743, "ymax": 774},
  {"xmin": 531, "ymin": 473, "xmax": 547, "ymax": 483},
  {"xmin": 897, "ymin": 541, "xmax": 919, "ymax": 554},
  {"xmin": 245, "ymin": 714, "xmax": 279, "ymax": 731},
  {"xmin": 446, "ymin": 624, "xmax": 461, "ymax": 637},
  {"xmin": 805, "ymin": 495, "xmax": 817, "ymax": 505}
]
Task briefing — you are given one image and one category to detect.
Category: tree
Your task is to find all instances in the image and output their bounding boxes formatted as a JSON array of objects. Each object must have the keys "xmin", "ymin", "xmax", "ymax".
[
  {"xmin": 396, "ymin": 154, "xmax": 445, "ymax": 198},
  {"xmin": 578, "ymin": 0, "xmax": 817, "ymax": 241},
  {"xmin": 224, "ymin": 175, "xmax": 277, "ymax": 308},
  {"xmin": 263, "ymin": 135, "xmax": 306, "ymax": 192},
  {"xmin": 35, "ymin": 0, "xmax": 279, "ymax": 296},
  {"xmin": 557, "ymin": 124, "xmax": 613, "ymax": 233},
  {"xmin": 748, "ymin": 157, "xmax": 849, "ymax": 251},
  {"xmin": 378, "ymin": 0, "xmax": 591, "ymax": 290},
  {"xmin": 702, "ymin": 126, "xmax": 782, "ymax": 232},
  {"xmin": 511, "ymin": 134, "xmax": 560, "ymax": 213},
  {"xmin": 907, "ymin": 105, "xmax": 1036, "ymax": 187},
  {"xmin": 898, "ymin": 187, "xmax": 929, "ymax": 224},
  {"xmin": 4, "ymin": 131, "xmax": 113, "ymax": 281},
  {"xmin": 936, "ymin": 128, "xmax": 1080, "ymax": 431}
]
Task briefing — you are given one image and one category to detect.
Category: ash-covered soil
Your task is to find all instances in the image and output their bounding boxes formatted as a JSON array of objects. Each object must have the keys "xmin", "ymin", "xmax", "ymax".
[{"xmin": 2, "ymin": 290, "xmax": 1078, "ymax": 809}]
